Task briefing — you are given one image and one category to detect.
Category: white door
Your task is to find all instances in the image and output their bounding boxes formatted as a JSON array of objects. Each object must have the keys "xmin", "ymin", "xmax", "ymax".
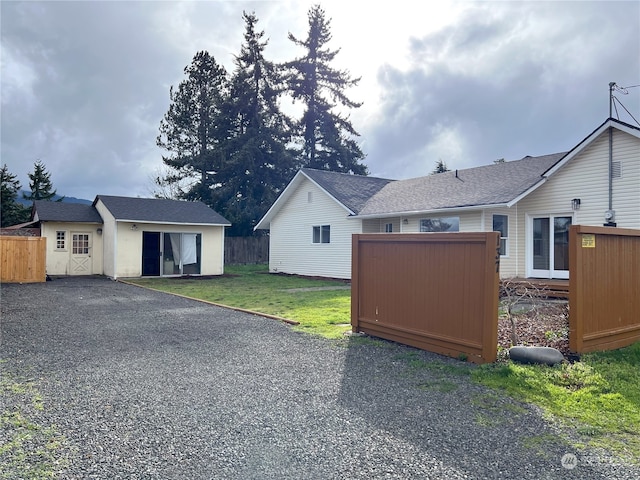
[
  {"xmin": 529, "ymin": 215, "xmax": 572, "ymax": 279},
  {"xmin": 70, "ymin": 233, "xmax": 92, "ymax": 275}
]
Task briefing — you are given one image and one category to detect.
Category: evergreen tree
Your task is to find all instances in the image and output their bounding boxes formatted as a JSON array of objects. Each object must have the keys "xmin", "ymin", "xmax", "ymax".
[
  {"xmin": 431, "ymin": 159, "xmax": 450, "ymax": 174},
  {"xmin": 23, "ymin": 160, "xmax": 63, "ymax": 202},
  {"xmin": 286, "ymin": 4, "xmax": 367, "ymax": 175},
  {"xmin": 1, "ymin": 164, "xmax": 29, "ymax": 227},
  {"xmin": 156, "ymin": 51, "xmax": 230, "ymax": 202},
  {"xmin": 217, "ymin": 11, "xmax": 298, "ymax": 236}
]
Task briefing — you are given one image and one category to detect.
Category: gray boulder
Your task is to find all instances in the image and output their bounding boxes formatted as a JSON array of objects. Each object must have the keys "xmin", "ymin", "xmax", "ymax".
[{"xmin": 509, "ymin": 346, "xmax": 565, "ymax": 366}]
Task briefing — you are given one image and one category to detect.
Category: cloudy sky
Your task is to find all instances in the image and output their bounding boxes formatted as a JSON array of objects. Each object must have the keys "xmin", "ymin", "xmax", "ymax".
[{"xmin": 2, "ymin": 0, "xmax": 639, "ymax": 200}]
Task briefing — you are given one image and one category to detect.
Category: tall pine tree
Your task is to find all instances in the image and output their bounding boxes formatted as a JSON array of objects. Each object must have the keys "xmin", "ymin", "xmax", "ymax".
[
  {"xmin": 23, "ymin": 160, "xmax": 63, "ymax": 202},
  {"xmin": 218, "ymin": 11, "xmax": 298, "ymax": 236},
  {"xmin": 286, "ymin": 4, "xmax": 367, "ymax": 175},
  {"xmin": 1, "ymin": 164, "xmax": 29, "ymax": 227},
  {"xmin": 156, "ymin": 51, "xmax": 230, "ymax": 202}
]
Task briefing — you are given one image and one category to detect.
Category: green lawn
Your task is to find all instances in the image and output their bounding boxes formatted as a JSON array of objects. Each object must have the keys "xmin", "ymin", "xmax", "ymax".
[
  {"xmin": 127, "ymin": 264, "xmax": 640, "ymax": 463},
  {"xmin": 128, "ymin": 264, "xmax": 353, "ymax": 338}
]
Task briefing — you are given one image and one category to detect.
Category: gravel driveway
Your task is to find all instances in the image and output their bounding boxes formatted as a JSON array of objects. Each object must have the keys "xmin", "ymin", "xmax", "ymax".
[{"xmin": 1, "ymin": 276, "xmax": 636, "ymax": 479}]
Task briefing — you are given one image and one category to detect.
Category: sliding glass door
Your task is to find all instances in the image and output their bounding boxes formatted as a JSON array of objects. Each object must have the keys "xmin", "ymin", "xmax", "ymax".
[
  {"xmin": 162, "ymin": 232, "xmax": 201, "ymax": 275},
  {"xmin": 530, "ymin": 215, "xmax": 572, "ymax": 279}
]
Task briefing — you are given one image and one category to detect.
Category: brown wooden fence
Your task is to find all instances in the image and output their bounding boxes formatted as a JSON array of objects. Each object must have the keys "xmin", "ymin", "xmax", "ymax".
[
  {"xmin": 351, "ymin": 232, "xmax": 500, "ymax": 363},
  {"xmin": 0, "ymin": 236, "xmax": 47, "ymax": 283},
  {"xmin": 224, "ymin": 236, "xmax": 269, "ymax": 265},
  {"xmin": 569, "ymin": 225, "xmax": 640, "ymax": 353}
]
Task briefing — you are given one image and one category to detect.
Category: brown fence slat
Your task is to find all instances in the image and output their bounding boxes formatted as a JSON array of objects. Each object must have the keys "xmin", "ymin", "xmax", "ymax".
[
  {"xmin": 569, "ymin": 225, "xmax": 640, "ymax": 353},
  {"xmin": 0, "ymin": 236, "xmax": 47, "ymax": 283},
  {"xmin": 352, "ymin": 233, "xmax": 500, "ymax": 364}
]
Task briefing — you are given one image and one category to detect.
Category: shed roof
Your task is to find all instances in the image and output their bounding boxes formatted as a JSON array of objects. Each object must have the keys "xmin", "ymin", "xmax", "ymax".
[
  {"xmin": 33, "ymin": 201, "xmax": 103, "ymax": 223},
  {"xmin": 95, "ymin": 195, "xmax": 230, "ymax": 225}
]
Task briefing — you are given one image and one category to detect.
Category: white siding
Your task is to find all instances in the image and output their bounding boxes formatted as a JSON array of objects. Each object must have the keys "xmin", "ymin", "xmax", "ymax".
[
  {"xmin": 113, "ymin": 223, "xmax": 225, "ymax": 278},
  {"xmin": 514, "ymin": 128, "xmax": 640, "ymax": 277},
  {"xmin": 95, "ymin": 201, "xmax": 117, "ymax": 277},
  {"xmin": 269, "ymin": 177, "xmax": 361, "ymax": 279},
  {"xmin": 361, "ymin": 218, "xmax": 401, "ymax": 233},
  {"xmin": 40, "ymin": 222, "xmax": 103, "ymax": 275},
  {"xmin": 482, "ymin": 207, "xmax": 517, "ymax": 277}
]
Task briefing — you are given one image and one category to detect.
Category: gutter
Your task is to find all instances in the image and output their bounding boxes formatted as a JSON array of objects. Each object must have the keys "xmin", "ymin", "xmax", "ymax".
[{"xmin": 350, "ymin": 203, "xmax": 510, "ymax": 220}]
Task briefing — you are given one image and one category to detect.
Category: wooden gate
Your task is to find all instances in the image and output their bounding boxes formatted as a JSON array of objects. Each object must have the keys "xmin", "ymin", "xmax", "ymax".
[
  {"xmin": 351, "ymin": 233, "xmax": 500, "ymax": 363},
  {"xmin": 569, "ymin": 225, "xmax": 640, "ymax": 353},
  {"xmin": 0, "ymin": 236, "xmax": 47, "ymax": 283}
]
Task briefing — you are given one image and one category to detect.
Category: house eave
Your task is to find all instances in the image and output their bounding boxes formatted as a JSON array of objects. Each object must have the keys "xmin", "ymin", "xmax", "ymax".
[
  {"xmin": 40, "ymin": 220, "xmax": 103, "ymax": 225},
  {"xmin": 543, "ymin": 118, "xmax": 640, "ymax": 178},
  {"xmin": 254, "ymin": 169, "xmax": 354, "ymax": 230},
  {"xmin": 351, "ymin": 203, "xmax": 510, "ymax": 220},
  {"xmin": 115, "ymin": 219, "xmax": 231, "ymax": 227}
]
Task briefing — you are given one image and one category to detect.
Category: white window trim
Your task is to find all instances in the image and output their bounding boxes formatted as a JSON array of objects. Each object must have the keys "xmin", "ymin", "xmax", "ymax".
[
  {"xmin": 55, "ymin": 230, "xmax": 67, "ymax": 251},
  {"xmin": 312, "ymin": 225, "xmax": 330, "ymax": 244}
]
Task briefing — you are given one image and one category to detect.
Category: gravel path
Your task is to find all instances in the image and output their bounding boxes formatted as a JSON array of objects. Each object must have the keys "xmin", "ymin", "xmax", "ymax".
[{"xmin": 1, "ymin": 276, "xmax": 636, "ymax": 479}]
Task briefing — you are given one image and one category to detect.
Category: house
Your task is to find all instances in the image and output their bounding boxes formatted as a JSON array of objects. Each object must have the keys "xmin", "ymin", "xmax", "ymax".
[
  {"xmin": 255, "ymin": 118, "xmax": 640, "ymax": 280},
  {"xmin": 32, "ymin": 195, "xmax": 230, "ymax": 278}
]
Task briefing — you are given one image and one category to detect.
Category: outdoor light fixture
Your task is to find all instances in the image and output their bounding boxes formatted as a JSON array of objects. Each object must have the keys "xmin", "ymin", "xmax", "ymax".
[
  {"xmin": 403, "ymin": 218, "xmax": 409, "ymax": 225},
  {"xmin": 130, "ymin": 224, "xmax": 138, "ymax": 231},
  {"xmin": 571, "ymin": 198, "xmax": 581, "ymax": 211},
  {"xmin": 96, "ymin": 228, "xmax": 103, "ymax": 235}
]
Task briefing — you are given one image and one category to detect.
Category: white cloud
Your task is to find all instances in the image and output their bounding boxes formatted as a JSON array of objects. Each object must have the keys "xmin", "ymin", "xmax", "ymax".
[{"xmin": 0, "ymin": 0, "xmax": 638, "ymax": 200}]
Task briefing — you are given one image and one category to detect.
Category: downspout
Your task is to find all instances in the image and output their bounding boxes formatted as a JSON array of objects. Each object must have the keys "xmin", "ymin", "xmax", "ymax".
[
  {"xmin": 608, "ymin": 125, "xmax": 613, "ymax": 212},
  {"xmin": 607, "ymin": 82, "xmax": 614, "ymax": 221},
  {"xmin": 515, "ymin": 203, "xmax": 518, "ymax": 277}
]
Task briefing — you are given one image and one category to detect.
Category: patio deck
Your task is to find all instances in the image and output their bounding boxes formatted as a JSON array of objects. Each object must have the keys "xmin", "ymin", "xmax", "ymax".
[{"xmin": 502, "ymin": 278, "xmax": 569, "ymax": 299}]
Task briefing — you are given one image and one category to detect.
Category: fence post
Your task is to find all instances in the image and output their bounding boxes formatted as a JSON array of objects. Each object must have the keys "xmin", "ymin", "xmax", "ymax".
[
  {"xmin": 569, "ymin": 225, "xmax": 582, "ymax": 353},
  {"xmin": 350, "ymin": 234, "xmax": 360, "ymax": 333}
]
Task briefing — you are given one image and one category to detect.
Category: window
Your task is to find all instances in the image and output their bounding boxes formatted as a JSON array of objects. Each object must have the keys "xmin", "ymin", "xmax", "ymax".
[
  {"xmin": 493, "ymin": 215, "xmax": 509, "ymax": 256},
  {"xmin": 420, "ymin": 217, "xmax": 459, "ymax": 232},
  {"xmin": 72, "ymin": 233, "xmax": 90, "ymax": 254},
  {"xmin": 312, "ymin": 225, "xmax": 330, "ymax": 243},
  {"xmin": 384, "ymin": 223, "xmax": 393, "ymax": 233},
  {"xmin": 56, "ymin": 231, "xmax": 66, "ymax": 250}
]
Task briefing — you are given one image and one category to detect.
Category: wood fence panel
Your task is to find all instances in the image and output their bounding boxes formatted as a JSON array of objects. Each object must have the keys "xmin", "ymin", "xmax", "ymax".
[
  {"xmin": 224, "ymin": 236, "xmax": 269, "ymax": 265},
  {"xmin": 352, "ymin": 233, "xmax": 500, "ymax": 364},
  {"xmin": 0, "ymin": 236, "xmax": 47, "ymax": 283},
  {"xmin": 569, "ymin": 225, "xmax": 640, "ymax": 353}
]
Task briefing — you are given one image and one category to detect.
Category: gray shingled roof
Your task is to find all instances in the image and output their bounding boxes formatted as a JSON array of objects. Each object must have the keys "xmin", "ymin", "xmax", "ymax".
[
  {"xmin": 302, "ymin": 168, "xmax": 393, "ymax": 214},
  {"xmin": 96, "ymin": 195, "xmax": 230, "ymax": 225},
  {"xmin": 33, "ymin": 201, "xmax": 103, "ymax": 223},
  {"xmin": 357, "ymin": 152, "xmax": 567, "ymax": 216}
]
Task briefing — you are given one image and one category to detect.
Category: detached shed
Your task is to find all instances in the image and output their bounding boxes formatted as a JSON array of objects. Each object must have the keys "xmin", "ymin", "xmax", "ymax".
[{"xmin": 32, "ymin": 196, "xmax": 230, "ymax": 278}]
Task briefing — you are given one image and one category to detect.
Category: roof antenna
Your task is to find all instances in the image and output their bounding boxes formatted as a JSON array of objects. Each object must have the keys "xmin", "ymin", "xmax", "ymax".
[{"xmin": 609, "ymin": 82, "xmax": 616, "ymax": 118}]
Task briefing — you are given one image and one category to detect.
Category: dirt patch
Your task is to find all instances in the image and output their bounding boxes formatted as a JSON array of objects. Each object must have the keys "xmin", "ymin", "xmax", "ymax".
[{"xmin": 497, "ymin": 302, "xmax": 570, "ymax": 357}]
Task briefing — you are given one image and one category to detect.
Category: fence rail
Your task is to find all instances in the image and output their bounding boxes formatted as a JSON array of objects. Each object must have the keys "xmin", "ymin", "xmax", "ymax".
[
  {"xmin": 569, "ymin": 225, "xmax": 640, "ymax": 353},
  {"xmin": 0, "ymin": 236, "xmax": 47, "ymax": 283},
  {"xmin": 351, "ymin": 233, "xmax": 500, "ymax": 363}
]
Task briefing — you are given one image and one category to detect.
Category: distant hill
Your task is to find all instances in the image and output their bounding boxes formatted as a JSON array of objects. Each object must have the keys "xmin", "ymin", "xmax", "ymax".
[{"xmin": 17, "ymin": 190, "xmax": 92, "ymax": 206}]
